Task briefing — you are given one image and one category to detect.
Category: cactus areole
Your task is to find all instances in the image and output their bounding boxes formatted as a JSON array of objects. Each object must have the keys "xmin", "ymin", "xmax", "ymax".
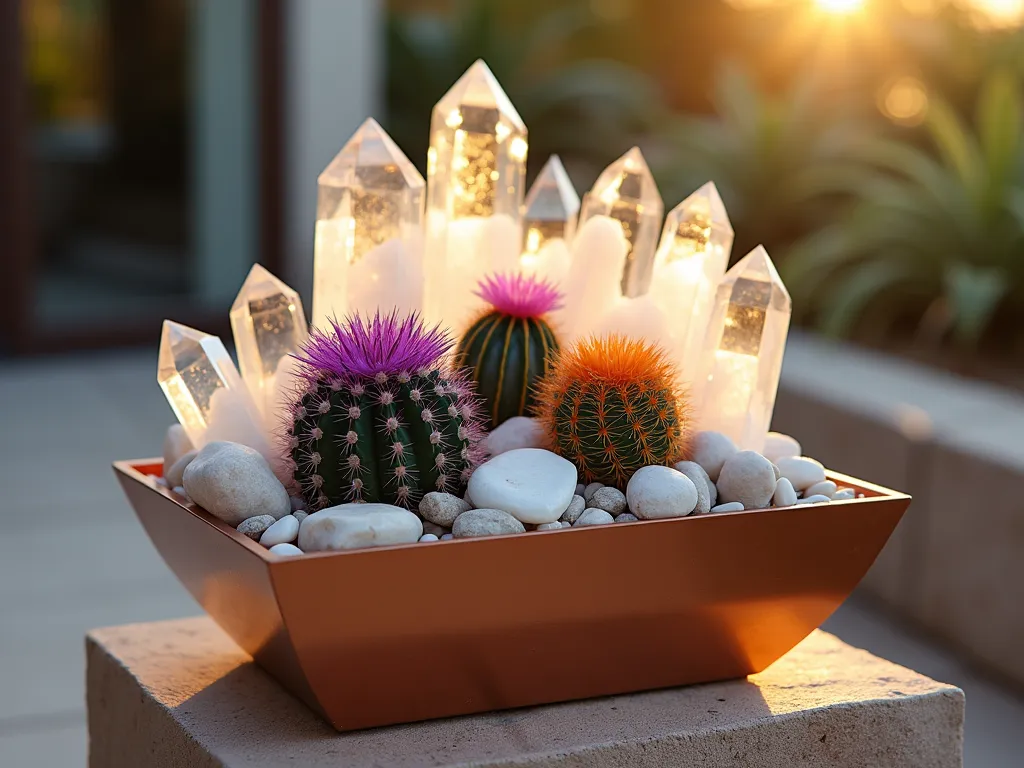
[
  {"xmin": 535, "ymin": 334, "xmax": 690, "ymax": 487},
  {"xmin": 287, "ymin": 311, "xmax": 485, "ymax": 510},
  {"xmin": 456, "ymin": 273, "xmax": 562, "ymax": 429}
]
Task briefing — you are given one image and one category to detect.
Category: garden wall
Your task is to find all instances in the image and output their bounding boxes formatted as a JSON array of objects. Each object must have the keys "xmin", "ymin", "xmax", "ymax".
[{"xmin": 773, "ymin": 332, "xmax": 1024, "ymax": 689}]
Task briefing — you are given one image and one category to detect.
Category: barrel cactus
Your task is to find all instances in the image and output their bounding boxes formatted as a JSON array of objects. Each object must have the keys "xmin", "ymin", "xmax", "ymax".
[
  {"xmin": 286, "ymin": 311, "xmax": 485, "ymax": 510},
  {"xmin": 455, "ymin": 273, "xmax": 561, "ymax": 429},
  {"xmin": 535, "ymin": 334, "xmax": 690, "ymax": 487}
]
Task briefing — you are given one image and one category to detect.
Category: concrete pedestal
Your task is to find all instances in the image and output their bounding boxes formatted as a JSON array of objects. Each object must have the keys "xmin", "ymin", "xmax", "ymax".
[{"xmin": 86, "ymin": 617, "xmax": 963, "ymax": 768}]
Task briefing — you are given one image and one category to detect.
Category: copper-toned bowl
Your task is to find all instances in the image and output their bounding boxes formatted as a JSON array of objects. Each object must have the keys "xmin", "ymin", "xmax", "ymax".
[{"xmin": 114, "ymin": 458, "xmax": 909, "ymax": 731}]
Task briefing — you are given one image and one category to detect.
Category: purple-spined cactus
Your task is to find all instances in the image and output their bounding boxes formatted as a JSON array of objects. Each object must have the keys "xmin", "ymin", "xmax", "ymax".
[{"xmin": 285, "ymin": 311, "xmax": 485, "ymax": 510}]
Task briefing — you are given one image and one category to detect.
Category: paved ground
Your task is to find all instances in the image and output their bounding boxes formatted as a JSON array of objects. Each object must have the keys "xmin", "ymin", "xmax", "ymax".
[{"xmin": 1, "ymin": 348, "xmax": 1022, "ymax": 767}]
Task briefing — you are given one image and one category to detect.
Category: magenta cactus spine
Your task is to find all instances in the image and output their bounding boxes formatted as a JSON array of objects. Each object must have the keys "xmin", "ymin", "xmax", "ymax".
[
  {"xmin": 455, "ymin": 273, "xmax": 561, "ymax": 429},
  {"xmin": 286, "ymin": 311, "xmax": 485, "ymax": 510}
]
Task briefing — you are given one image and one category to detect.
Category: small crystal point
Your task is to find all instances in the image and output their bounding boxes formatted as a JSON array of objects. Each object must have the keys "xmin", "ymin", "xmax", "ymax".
[
  {"xmin": 424, "ymin": 59, "xmax": 528, "ymax": 327},
  {"xmin": 650, "ymin": 181, "xmax": 734, "ymax": 377},
  {"xmin": 695, "ymin": 245, "xmax": 792, "ymax": 452},
  {"xmin": 314, "ymin": 118, "xmax": 425, "ymax": 328},
  {"xmin": 230, "ymin": 264, "xmax": 309, "ymax": 421},
  {"xmin": 158, "ymin": 321, "xmax": 268, "ymax": 454},
  {"xmin": 521, "ymin": 155, "xmax": 579, "ymax": 269},
  {"xmin": 577, "ymin": 146, "xmax": 663, "ymax": 297}
]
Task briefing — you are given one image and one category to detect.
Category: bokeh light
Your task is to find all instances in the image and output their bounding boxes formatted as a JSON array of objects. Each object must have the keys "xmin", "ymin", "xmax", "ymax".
[{"xmin": 879, "ymin": 76, "xmax": 929, "ymax": 125}]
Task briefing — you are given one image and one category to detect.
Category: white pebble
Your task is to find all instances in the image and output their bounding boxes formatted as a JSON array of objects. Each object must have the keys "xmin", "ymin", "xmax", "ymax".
[
  {"xmin": 466, "ymin": 448, "xmax": 577, "ymax": 524},
  {"xmin": 717, "ymin": 451, "xmax": 777, "ymax": 510},
  {"xmin": 172, "ymin": 486, "xmax": 190, "ymax": 500},
  {"xmin": 626, "ymin": 466, "xmax": 698, "ymax": 519},
  {"xmin": 536, "ymin": 522, "xmax": 563, "ymax": 531},
  {"xmin": 805, "ymin": 480, "xmax": 838, "ymax": 499},
  {"xmin": 691, "ymin": 431, "xmax": 738, "ymax": 482},
  {"xmin": 299, "ymin": 503, "xmax": 423, "ymax": 551},
  {"xmin": 260, "ymin": 515, "xmax": 300, "ymax": 547},
  {"xmin": 833, "ymin": 488, "xmax": 856, "ymax": 500},
  {"xmin": 796, "ymin": 494, "xmax": 832, "ymax": 505},
  {"xmin": 419, "ymin": 533, "xmax": 440, "ymax": 542},
  {"xmin": 485, "ymin": 416, "xmax": 546, "ymax": 456},
  {"xmin": 162, "ymin": 424, "xmax": 195, "ymax": 475},
  {"xmin": 671, "ymin": 460, "xmax": 712, "ymax": 514},
  {"xmin": 183, "ymin": 441, "xmax": 290, "ymax": 525},
  {"xmin": 763, "ymin": 432, "xmax": 801, "ymax": 462},
  {"xmin": 574, "ymin": 508, "xmax": 615, "ymax": 527},
  {"xmin": 772, "ymin": 477, "xmax": 798, "ymax": 507},
  {"xmin": 440, "ymin": 533, "xmax": 454, "ymax": 540},
  {"xmin": 775, "ymin": 456, "xmax": 826, "ymax": 491},
  {"xmin": 155, "ymin": 477, "xmax": 169, "ymax": 488},
  {"xmin": 711, "ymin": 501, "xmax": 744, "ymax": 513},
  {"xmin": 268, "ymin": 543, "xmax": 303, "ymax": 556},
  {"xmin": 164, "ymin": 449, "xmax": 197, "ymax": 488}
]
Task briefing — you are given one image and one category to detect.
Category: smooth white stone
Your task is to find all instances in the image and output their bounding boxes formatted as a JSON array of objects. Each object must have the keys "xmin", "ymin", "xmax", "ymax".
[
  {"xmin": 298, "ymin": 503, "xmax": 423, "ymax": 551},
  {"xmin": 772, "ymin": 477, "xmax": 798, "ymax": 507},
  {"xmin": 672, "ymin": 460, "xmax": 714, "ymax": 514},
  {"xmin": 763, "ymin": 432, "xmax": 801, "ymax": 462},
  {"xmin": 796, "ymin": 494, "xmax": 832, "ymax": 505},
  {"xmin": 626, "ymin": 466, "xmax": 698, "ymax": 519},
  {"xmin": 419, "ymin": 533, "xmax": 440, "ymax": 542},
  {"xmin": 590, "ymin": 487, "xmax": 627, "ymax": 515},
  {"xmin": 574, "ymin": 508, "xmax": 615, "ymax": 527},
  {"xmin": 268, "ymin": 543, "xmax": 303, "ymax": 556},
  {"xmin": 583, "ymin": 482, "xmax": 604, "ymax": 503},
  {"xmin": 182, "ymin": 441, "xmax": 290, "ymax": 525},
  {"xmin": 711, "ymin": 501, "xmax": 744, "ymax": 513},
  {"xmin": 466, "ymin": 448, "xmax": 577, "ymax": 525},
  {"xmin": 164, "ymin": 449, "xmax": 198, "ymax": 489},
  {"xmin": 560, "ymin": 521, "xmax": 573, "ymax": 528},
  {"xmin": 805, "ymin": 480, "xmax": 838, "ymax": 499},
  {"xmin": 452, "ymin": 508, "xmax": 526, "ymax": 538},
  {"xmin": 260, "ymin": 515, "xmax": 300, "ymax": 547},
  {"xmin": 162, "ymin": 424, "xmax": 194, "ymax": 476},
  {"xmin": 486, "ymin": 416, "xmax": 546, "ymax": 456},
  {"xmin": 440, "ymin": 533, "xmax": 454, "ymax": 540},
  {"xmin": 419, "ymin": 492, "xmax": 472, "ymax": 527},
  {"xmin": 536, "ymin": 522, "xmax": 563, "ymax": 531},
  {"xmin": 236, "ymin": 515, "xmax": 276, "ymax": 541},
  {"xmin": 833, "ymin": 488, "xmax": 856, "ymax": 500},
  {"xmin": 717, "ymin": 451, "xmax": 777, "ymax": 510},
  {"xmin": 691, "ymin": 431, "xmax": 738, "ymax": 482},
  {"xmin": 775, "ymin": 456, "xmax": 827, "ymax": 491},
  {"xmin": 559, "ymin": 495, "xmax": 587, "ymax": 524},
  {"xmin": 614, "ymin": 512, "xmax": 639, "ymax": 523}
]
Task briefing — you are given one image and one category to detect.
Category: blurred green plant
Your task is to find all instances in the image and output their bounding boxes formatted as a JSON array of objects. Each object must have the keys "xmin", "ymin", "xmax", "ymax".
[
  {"xmin": 655, "ymin": 65, "xmax": 875, "ymax": 257},
  {"xmin": 384, "ymin": 0, "xmax": 666, "ymax": 180},
  {"xmin": 783, "ymin": 70, "xmax": 1024, "ymax": 348}
]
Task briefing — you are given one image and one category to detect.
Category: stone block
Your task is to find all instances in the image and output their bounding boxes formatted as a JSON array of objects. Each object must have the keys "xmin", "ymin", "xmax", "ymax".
[{"xmin": 87, "ymin": 617, "xmax": 963, "ymax": 768}]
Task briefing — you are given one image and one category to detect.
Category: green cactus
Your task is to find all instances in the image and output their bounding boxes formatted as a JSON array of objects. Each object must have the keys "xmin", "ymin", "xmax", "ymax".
[
  {"xmin": 287, "ymin": 312, "xmax": 485, "ymax": 510},
  {"xmin": 455, "ymin": 273, "xmax": 561, "ymax": 429}
]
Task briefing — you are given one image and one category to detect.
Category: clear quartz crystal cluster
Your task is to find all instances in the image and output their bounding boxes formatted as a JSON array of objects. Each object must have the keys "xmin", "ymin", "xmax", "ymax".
[{"xmin": 158, "ymin": 57, "xmax": 793, "ymax": 480}]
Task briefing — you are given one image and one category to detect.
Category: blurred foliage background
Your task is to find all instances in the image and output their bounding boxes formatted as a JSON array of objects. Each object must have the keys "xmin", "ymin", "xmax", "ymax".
[{"xmin": 385, "ymin": 0, "xmax": 1024, "ymax": 378}]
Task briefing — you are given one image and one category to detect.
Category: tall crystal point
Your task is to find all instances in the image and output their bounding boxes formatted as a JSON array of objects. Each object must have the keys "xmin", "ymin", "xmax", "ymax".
[
  {"xmin": 649, "ymin": 182, "xmax": 734, "ymax": 377},
  {"xmin": 230, "ymin": 264, "xmax": 309, "ymax": 424},
  {"xmin": 521, "ymin": 155, "xmax": 578, "ymax": 282},
  {"xmin": 158, "ymin": 321, "xmax": 271, "ymax": 457},
  {"xmin": 313, "ymin": 118, "xmax": 425, "ymax": 329},
  {"xmin": 577, "ymin": 147, "xmax": 663, "ymax": 298},
  {"xmin": 424, "ymin": 60, "xmax": 528, "ymax": 328},
  {"xmin": 695, "ymin": 246, "xmax": 791, "ymax": 452}
]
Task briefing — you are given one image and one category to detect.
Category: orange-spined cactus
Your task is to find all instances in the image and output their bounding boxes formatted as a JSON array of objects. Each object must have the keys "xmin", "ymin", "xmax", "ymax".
[{"xmin": 535, "ymin": 334, "xmax": 690, "ymax": 487}]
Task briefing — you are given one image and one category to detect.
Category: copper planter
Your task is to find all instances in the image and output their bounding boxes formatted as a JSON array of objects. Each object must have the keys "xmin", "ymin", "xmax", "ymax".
[{"xmin": 114, "ymin": 458, "xmax": 909, "ymax": 731}]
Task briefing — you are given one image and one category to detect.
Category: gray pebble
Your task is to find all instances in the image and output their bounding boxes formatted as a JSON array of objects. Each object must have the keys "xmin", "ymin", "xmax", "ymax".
[
  {"xmin": 536, "ymin": 522, "xmax": 563, "ymax": 531},
  {"xmin": 833, "ymin": 488, "xmax": 856, "ymax": 500},
  {"xmin": 236, "ymin": 515, "xmax": 277, "ymax": 540},
  {"xmin": 419, "ymin": 492, "xmax": 472, "ymax": 527},
  {"xmin": 614, "ymin": 512, "xmax": 639, "ymax": 523},
  {"xmin": 583, "ymin": 482, "xmax": 604, "ymax": 503},
  {"xmin": 440, "ymin": 533, "xmax": 454, "ymax": 541},
  {"xmin": 575, "ymin": 483, "xmax": 586, "ymax": 497},
  {"xmin": 452, "ymin": 508, "xmax": 526, "ymax": 538},
  {"xmin": 710, "ymin": 501, "xmax": 744, "ymax": 513},
  {"xmin": 717, "ymin": 451, "xmax": 777, "ymax": 510},
  {"xmin": 292, "ymin": 510, "xmax": 308, "ymax": 523},
  {"xmin": 590, "ymin": 487, "xmax": 627, "ymax": 515},
  {"xmin": 672, "ymin": 461, "xmax": 713, "ymax": 515},
  {"xmin": 165, "ymin": 449, "xmax": 197, "ymax": 488},
  {"xmin": 559, "ymin": 495, "xmax": 587, "ymax": 524},
  {"xmin": 574, "ymin": 508, "xmax": 615, "ymax": 527},
  {"xmin": 419, "ymin": 533, "xmax": 439, "ymax": 542},
  {"xmin": 421, "ymin": 521, "xmax": 447, "ymax": 537}
]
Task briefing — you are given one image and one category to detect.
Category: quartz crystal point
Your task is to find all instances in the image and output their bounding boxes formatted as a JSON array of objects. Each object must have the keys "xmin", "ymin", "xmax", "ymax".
[
  {"xmin": 577, "ymin": 147, "xmax": 663, "ymax": 298},
  {"xmin": 424, "ymin": 59, "xmax": 528, "ymax": 328},
  {"xmin": 649, "ymin": 182, "xmax": 734, "ymax": 379},
  {"xmin": 313, "ymin": 118, "xmax": 425, "ymax": 329},
  {"xmin": 521, "ymin": 155, "xmax": 579, "ymax": 281},
  {"xmin": 695, "ymin": 246, "xmax": 791, "ymax": 452},
  {"xmin": 158, "ymin": 321, "xmax": 272, "ymax": 458},
  {"xmin": 229, "ymin": 264, "xmax": 309, "ymax": 424}
]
